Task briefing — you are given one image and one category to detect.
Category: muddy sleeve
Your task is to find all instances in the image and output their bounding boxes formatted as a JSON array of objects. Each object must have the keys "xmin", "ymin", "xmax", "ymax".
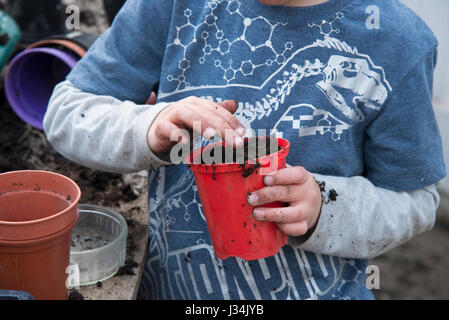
[
  {"xmin": 290, "ymin": 174, "xmax": 441, "ymax": 259},
  {"xmin": 43, "ymin": 80, "xmax": 173, "ymax": 173}
]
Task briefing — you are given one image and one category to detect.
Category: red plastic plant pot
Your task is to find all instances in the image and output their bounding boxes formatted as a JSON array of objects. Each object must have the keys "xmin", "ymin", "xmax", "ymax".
[
  {"xmin": 187, "ymin": 137, "xmax": 290, "ymax": 261},
  {"xmin": 0, "ymin": 170, "xmax": 81, "ymax": 300}
]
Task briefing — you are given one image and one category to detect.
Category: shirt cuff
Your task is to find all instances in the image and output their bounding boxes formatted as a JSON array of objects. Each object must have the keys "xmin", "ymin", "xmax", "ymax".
[
  {"xmin": 134, "ymin": 101, "xmax": 174, "ymax": 168},
  {"xmin": 288, "ymin": 173, "xmax": 338, "ymax": 252}
]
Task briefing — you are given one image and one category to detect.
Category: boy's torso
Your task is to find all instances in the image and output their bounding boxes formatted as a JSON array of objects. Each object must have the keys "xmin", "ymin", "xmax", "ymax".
[{"xmin": 139, "ymin": 0, "xmax": 420, "ymax": 300}]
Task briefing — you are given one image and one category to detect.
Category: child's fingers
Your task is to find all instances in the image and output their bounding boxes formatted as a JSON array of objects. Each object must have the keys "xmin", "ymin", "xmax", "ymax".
[
  {"xmin": 252, "ymin": 205, "xmax": 305, "ymax": 223},
  {"xmin": 153, "ymin": 120, "xmax": 189, "ymax": 145},
  {"xmin": 179, "ymin": 104, "xmax": 244, "ymax": 147},
  {"xmin": 276, "ymin": 220, "xmax": 308, "ymax": 237},
  {"xmin": 219, "ymin": 99, "xmax": 238, "ymax": 114},
  {"xmin": 194, "ymin": 99, "xmax": 244, "ymax": 134},
  {"xmin": 247, "ymin": 185, "xmax": 300, "ymax": 205},
  {"xmin": 219, "ymin": 100, "xmax": 245, "ymax": 134},
  {"xmin": 263, "ymin": 166, "xmax": 309, "ymax": 186},
  {"xmin": 146, "ymin": 92, "xmax": 157, "ymax": 105}
]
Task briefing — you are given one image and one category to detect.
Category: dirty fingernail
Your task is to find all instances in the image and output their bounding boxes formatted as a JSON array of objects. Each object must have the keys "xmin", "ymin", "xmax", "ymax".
[
  {"xmin": 236, "ymin": 127, "xmax": 246, "ymax": 136},
  {"xmin": 203, "ymin": 127, "xmax": 217, "ymax": 140},
  {"xmin": 248, "ymin": 193, "xmax": 258, "ymax": 205},
  {"xmin": 264, "ymin": 175, "xmax": 274, "ymax": 185},
  {"xmin": 253, "ymin": 209, "xmax": 264, "ymax": 220}
]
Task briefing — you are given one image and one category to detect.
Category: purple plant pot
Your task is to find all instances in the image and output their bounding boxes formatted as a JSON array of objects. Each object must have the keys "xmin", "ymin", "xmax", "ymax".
[{"xmin": 5, "ymin": 47, "xmax": 79, "ymax": 130}]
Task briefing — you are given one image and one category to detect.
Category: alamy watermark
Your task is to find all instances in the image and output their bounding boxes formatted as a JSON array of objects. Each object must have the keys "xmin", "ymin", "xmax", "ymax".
[
  {"xmin": 64, "ymin": 4, "xmax": 381, "ymax": 32},
  {"xmin": 65, "ymin": 5, "xmax": 81, "ymax": 30},
  {"xmin": 365, "ymin": 5, "xmax": 380, "ymax": 30},
  {"xmin": 366, "ymin": 264, "xmax": 380, "ymax": 290},
  {"xmin": 66, "ymin": 263, "xmax": 381, "ymax": 291},
  {"xmin": 66, "ymin": 263, "xmax": 80, "ymax": 290}
]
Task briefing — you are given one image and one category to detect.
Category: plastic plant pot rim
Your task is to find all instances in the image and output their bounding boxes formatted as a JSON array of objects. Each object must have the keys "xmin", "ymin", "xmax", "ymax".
[
  {"xmin": 27, "ymin": 39, "xmax": 86, "ymax": 58},
  {"xmin": 5, "ymin": 47, "xmax": 79, "ymax": 130},
  {"xmin": 70, "ymin": 204, "xmax": 128, "ymax": 256},
  {"xmin": 0, "ymin": 170, "xmax": 81, "ymax": 227},
  {"xmin": 187, "ymin": 137, "xmax": 290, "ymax": 174},
  {"xmin": 47, "ymin": 32, "xmax": 98, "ymax": 50},
  {"xmin": 0, "ymin": 213, "xmax": 78, "ymax": 246}
]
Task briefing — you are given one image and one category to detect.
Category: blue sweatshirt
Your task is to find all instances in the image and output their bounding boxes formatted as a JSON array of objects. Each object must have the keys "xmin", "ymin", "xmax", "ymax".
[{"xmin": 65, "ymin": 0, "xmax": 446, "ymax": 299}]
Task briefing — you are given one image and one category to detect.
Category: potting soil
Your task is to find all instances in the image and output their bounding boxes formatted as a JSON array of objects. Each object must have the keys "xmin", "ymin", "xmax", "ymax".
[
  {"xmin": 71, "ymin": 227, "xmax": 115, "ymax": 251},
  {"xmin": 200, "ymin": 136, "xmax": 281, "ymax": 165}
]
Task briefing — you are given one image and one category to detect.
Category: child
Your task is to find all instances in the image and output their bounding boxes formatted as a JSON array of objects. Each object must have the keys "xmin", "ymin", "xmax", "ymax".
[{"xmin": 44, "ymin": 0, "xmax": 446, "ymax": 299}]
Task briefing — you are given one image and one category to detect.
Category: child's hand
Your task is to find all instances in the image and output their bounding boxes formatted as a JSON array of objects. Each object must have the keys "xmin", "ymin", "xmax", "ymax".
[
  {"xmin": 147, "ymin": 97, "xmax": 245, "ymax": 155},
  {"xmin": 247, "ymin": 165, "xmax": 322, "ymax": 237}
]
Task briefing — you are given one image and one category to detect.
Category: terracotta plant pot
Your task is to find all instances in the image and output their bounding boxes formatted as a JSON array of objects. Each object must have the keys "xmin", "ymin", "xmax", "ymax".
[
  {"xmin": 0, "ymin": 170, "xmax": 81, "ymax": 300},
  {"xmin": 187, "ymin": 137, "xmax": 290, "ymax": 260},
  {"xmin": 27, "ymin": 39, "xmax": 85, "ymax": 59},
  {"xmin": 27, "ymin": 32, "xmax": 98, "ymax": 58}
]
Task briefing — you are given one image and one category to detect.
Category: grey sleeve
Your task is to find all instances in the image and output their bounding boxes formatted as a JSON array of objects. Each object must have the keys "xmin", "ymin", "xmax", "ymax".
[
  {"xmin": 290, "ymin": 174, "xmax": 440, "ymax": 259},
  {"xmin": 43, "ymin": 80, "xmax": 173, "ymax": 173}
]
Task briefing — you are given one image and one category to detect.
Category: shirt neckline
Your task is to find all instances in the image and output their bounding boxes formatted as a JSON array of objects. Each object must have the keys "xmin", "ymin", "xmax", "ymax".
[{"xmin": 244, "ymin": 0, "xmax": 357, "ymax": 25}]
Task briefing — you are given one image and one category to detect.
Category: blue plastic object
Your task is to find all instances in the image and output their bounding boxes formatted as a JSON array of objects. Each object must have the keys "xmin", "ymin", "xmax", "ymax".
[
  {"xmin": 0, "ymin": 10, "xmax": 21, "ymax": 71},
  {"xmin": 0, "ymin": 290, "xmax": 34, "ymax": 300}
]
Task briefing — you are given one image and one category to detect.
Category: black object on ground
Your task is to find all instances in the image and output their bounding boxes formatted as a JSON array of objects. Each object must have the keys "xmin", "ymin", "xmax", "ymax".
[
  {"xmin": 103, "ymin": 0, "xmax": 126, "ymax": 24},
  {"xmin": 5, "ymin": 0, "xmax": 67, "ymax": 45},
  {"xmin": 115, "ymin": 259, "xmax": 138, "ymax": 276},
  {"xmin": 68, "ymin": 289, "xmax": 84, "ymax": 300}
]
